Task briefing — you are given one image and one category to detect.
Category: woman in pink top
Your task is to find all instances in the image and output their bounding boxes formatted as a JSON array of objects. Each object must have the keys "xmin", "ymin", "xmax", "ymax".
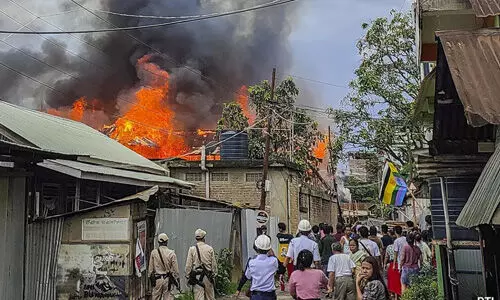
[{"xmin": 289, "ymin": 250, "xmax": 328, "ymax": 300}]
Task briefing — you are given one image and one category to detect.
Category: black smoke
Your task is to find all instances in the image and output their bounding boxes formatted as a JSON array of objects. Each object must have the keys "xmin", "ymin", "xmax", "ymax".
[{"xmin": 0, "ymin": 0, "xmax": 297, "ymax": 130}]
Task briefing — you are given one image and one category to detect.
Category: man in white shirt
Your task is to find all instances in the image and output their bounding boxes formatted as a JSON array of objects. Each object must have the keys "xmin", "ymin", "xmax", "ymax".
[
  {"xmin": 327, "ymin": 242, "xmax": 356, "ymax": 300},
  {"xmin": 358, "ymin": 226, "xmax": 381, "ymax": 266},
  {"xmin": 285, "ymin": 220, "xmax": 321, "ymax": 269},
  {"xmin": 393, "ymin": 225, "xmax": 407, "ymax": 270}
]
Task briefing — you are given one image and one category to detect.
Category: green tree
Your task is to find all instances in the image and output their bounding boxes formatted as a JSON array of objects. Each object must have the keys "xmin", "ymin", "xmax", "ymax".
[
  {"xmin": 329, "ymin": 10, "xmax": 427, "ymax": 174},
  {"xmin": 346, "ymin": 176, "xmax": 378, "ymax": 202},
  {"xmin": 216, "ymin": 102, "xmax": 249, "ymax": 132},
  {"xmin": 248, "ymin": 77, "xmax": 322, "ymax": 171}
]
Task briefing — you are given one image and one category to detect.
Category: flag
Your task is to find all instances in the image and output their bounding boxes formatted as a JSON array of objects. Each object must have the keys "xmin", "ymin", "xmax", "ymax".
[
  {"xmin": 134, "ymin": 238, "xmax": 145, "ymax": 277},
  {"xmin": 379, "ymin": 161, "xmax": 407, "ymax": 206}
]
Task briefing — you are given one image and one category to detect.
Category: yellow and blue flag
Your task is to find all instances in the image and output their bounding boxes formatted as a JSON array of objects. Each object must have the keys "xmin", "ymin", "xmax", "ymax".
[{"xmin": 379, "ymin": 161, "xmax": 407, "ymax": 206}]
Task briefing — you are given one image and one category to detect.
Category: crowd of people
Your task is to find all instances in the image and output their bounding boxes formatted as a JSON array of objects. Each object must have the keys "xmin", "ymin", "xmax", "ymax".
[{"xmin": 237, "ymin": 219, "xmax": 434, "ymax": 300}]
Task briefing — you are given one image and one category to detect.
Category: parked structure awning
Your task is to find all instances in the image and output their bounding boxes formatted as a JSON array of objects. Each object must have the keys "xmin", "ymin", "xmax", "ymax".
[
  {"xmin": 469, "ymin": 0, "xmax": 500, "ymax": 17},
  {"xmin": 38, "ymin": 159, "xmax": 193, "ymax": 188},
  {"xmin": 456, "ymin": 146, "xmax": 500, "ymax": 228},
  {"xmin": 436, "ymin": 29, "xmax": 500, "ymax": 127}
]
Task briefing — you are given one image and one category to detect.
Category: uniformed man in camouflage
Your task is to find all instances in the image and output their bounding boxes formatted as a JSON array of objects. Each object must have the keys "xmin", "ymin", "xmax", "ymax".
[
  {"xmin": 185, "ymin": 229, "xmax": 217, "ymax": 300},
  {"xmin": 148, "ymin": 233, "xmax": 180, "ymax": 300}
]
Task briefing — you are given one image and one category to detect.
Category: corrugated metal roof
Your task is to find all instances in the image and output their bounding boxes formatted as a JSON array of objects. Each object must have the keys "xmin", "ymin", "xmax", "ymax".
[
  {"xmin": 38, "ymin": 159, "xmax": 193, "ymax": 188},
  {"xmin": 469, "ymin": 0, "xmax": 500, "ymax": 17},
  {"xmin": 436, "ymin": 29, "xmax": 500, "ymax": 127},
  {"xmin": 456, "ymin": 145, "xmax": 500, "ymax": 228},
  {"xmin": 0, "ymin": 101, "xmax": 165, "ymax": 174},
  {"xmin": 421, "ymin": 0, "xmax": 472, "ymax": 12}
]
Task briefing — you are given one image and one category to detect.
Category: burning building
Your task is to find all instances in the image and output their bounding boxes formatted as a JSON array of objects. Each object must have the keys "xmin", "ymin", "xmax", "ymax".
[{"xmin": 0, "ymin": 0, "xmax": 298, "ymax": 159}]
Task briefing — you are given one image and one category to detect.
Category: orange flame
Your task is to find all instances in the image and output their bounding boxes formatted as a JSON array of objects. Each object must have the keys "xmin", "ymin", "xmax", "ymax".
[
  {"xmin": 197, "ymin": 129, "xmax": 216, "ymax": 137},
  {"xmin": 70, "ymin": 98, "xmax": 86, "ymax": 121},
  {"xmin": 44, "ymin": 56, "xmax": 253, "ymax": 160},
  {"xmin": 313, "ymin": 136, "xmax": 329, "ymax": 159},
  {"xmin": 236, "ymin": 86, "xmax": 255, "ymax": 124},
  {"xmin": 47, "ymin": 97, "xmax": 87, "ymax": 122},
  {"xmin": 107, "ymin": 57, "xmax": 188, "ymax": 159}
]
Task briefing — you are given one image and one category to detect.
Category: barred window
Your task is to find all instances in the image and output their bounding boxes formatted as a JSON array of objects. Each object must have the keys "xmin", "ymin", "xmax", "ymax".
[
  {"xmin": 186, "ymin": 173, "xmax": 203, "ymax": 182},
  {"xmin": 211, "ymin": 172, "xmax": 229, "ymax": 182},
  {"xmin": 246, "ymin": 173, "xmax": 262, "ymax": 182}
]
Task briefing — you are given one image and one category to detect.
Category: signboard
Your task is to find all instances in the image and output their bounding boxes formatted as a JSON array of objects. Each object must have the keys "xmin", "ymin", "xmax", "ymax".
[
  {"xmin": 82, "ymin": 218, "xmax": 130, "ymax": 241},
  {"xmin": 136, "ymin": 221, "xmax": 147, "ymax": 273},
  {"xmin": 256, "ymin": 210, "xmax": 269, "ymax": 226}
]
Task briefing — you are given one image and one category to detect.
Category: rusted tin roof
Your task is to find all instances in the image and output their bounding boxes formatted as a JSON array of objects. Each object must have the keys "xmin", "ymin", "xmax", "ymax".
[
  {"xmin": 436, "ymin": 29, "xmax": 500, "ymax": 127},
  {"xmin": 469, "ymin": 0, "xmax": 500, "ymax": 17}
]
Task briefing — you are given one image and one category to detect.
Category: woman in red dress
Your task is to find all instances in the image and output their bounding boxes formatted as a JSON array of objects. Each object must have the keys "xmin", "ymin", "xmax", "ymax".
[{"xmin": 385, "ymin": 241, "xmax": 402, "ymax": 298}]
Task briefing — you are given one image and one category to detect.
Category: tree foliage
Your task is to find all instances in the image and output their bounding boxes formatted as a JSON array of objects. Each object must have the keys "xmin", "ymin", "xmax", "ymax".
[
  {"xmin": 215, "ymin": 78, "xmax": 323, "ymax": 173},
  {"xmin": 216, "ymin": 102, "xmax": 249, "ymax": 132},
  {"xmin": 248, "ymin": 78, "xmax": 322, "ymax": 171},
  {"xmin": 346, "ymin": 176, "xmax": 378, "ymax": 202},
  {"xmin": 329, "ymin": 10, "xmax": 427, "ymax": 174}
]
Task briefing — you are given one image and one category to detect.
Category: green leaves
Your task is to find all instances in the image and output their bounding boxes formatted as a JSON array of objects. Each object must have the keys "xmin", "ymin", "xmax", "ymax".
[
  {"xmin": 247, "ymin": 78, "xmax": 321, "ymax": 173},
  {"xmin": 216, "ymin": 77, "xmax": 323, "ymax": 176},
  {"xmin": 331, "ymin": 10, "xmax": 428, "ymax": 173},
  {"xmin": 216, "ymin": 102, "xmax": 249, "ymax": 132}
]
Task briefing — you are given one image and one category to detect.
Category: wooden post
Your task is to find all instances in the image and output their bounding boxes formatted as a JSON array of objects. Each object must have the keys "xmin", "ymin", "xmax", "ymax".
[{"xmin": 259, "ymin": 68, "xmax": 276, "ymax": 211}]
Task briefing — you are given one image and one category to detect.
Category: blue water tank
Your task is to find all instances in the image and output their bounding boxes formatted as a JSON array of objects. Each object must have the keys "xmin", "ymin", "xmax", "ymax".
[{"xmin": 220, "ymin": 130, "xmax": 249, "ymax": 160}]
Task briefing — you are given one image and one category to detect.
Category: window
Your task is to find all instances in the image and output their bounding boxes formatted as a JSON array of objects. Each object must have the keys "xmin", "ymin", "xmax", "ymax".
[
  {"xmin": 185, "ymin": 173, "xmax": 203, "ymax": 182},
  {"xmin": 211, "ymin": 172, "xmax": 229, "ymax": 182},
  {"xmin": 246, "ymin": 173, "xmax": 262, "ymax": 182}
]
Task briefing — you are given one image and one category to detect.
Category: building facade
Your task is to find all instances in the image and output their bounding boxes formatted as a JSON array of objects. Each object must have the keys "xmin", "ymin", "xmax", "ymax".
[{"xmin": 165, "ymin": 159, "xmax": 338, "ymax": 232}]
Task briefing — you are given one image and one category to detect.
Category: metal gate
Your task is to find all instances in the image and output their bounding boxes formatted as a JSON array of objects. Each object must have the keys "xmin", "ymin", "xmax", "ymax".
[{"xmin": 155, "ymin": 208, "xmax": 233, "ymax": 288}]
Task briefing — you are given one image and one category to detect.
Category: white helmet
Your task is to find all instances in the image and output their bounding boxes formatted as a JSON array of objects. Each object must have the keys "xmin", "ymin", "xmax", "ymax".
[
  {"xmin": 254, "ymin": 235, "xmax": 272, "ymax": 251},
  {"xmin": 298, "ymin": 219, "xmax": 312, "ymax": 232}
]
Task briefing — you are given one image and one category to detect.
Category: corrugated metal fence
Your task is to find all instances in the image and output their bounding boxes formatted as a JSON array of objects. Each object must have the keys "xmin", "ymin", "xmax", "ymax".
[
  {"xmin": 0, "ymin": 176, "xmax": 26, "ymax": 300},
  {"xmin": 455, "ymin": 248, "xmax": 485, "ymax": 299},
  {"xmin": 24, "ymin": 217, "xmax": 64, "ymax": 300},
  {"xmin": 240, "ymin": 209, "xmax": 278, "ymax": 265},
  {"xmin": 155, "ymin": 208, "xmax": 233, "ymax": 288}
]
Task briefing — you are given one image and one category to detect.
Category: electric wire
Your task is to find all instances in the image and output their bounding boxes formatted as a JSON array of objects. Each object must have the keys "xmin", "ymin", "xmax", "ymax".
[
  {"xmin": 282, "ymin": 73, "xmax": 349, "ymax": 89},
  {"xmin": 0, "ymin": 8, "xmax": 109, "ymax": 72},
  {"xmin": 0, "ymin": 0, "xmax": 299, "ymax": 34},
  {"xmin": 39, "ymin": 0, "xmax": 284, "ymax": 20},
  {"xmin": 8, "ymin": 0, "xmax": 114, "ymax": 67}
]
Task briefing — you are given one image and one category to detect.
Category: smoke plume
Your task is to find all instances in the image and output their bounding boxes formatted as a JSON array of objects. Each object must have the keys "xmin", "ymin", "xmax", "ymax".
[{"xmin": 0, "ymin": 0, "xmax": 298, "ymax": 130}]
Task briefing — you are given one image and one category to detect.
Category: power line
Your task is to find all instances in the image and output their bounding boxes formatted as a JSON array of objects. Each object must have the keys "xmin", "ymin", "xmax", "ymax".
[
  {"xmin": 39, "ymin": 0, "xmax": 285, "ymax": 20},
  {"xmin": 0, "ymin": 0, "xmax": 299, "ymax": 34},
  {"xmin": 93, "ymin": 1, "xmax": 283, "ymax": 20},
  {"xmin": 0, "ymin": 1, "xmax": 246, "ymax": 120},
  {"xmin": 65, "ymin": 0, "xmax": 254, "ymax": 101},
  {"xmin": 8, "ymin": 0, "xmax": 113, "ymax": 67},
  {"xmin": 0, "ymin": 7, "xmax": 109, "ymax": 72},
  {"xmin": 284, "ymin": 73, "xmax": 349, "ymax": 89}
]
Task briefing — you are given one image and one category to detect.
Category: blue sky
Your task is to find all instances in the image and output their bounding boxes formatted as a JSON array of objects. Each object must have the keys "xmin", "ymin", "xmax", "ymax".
[{"xmin": 286, "ymin": 0, "xmax": 409, "ymax": 111}]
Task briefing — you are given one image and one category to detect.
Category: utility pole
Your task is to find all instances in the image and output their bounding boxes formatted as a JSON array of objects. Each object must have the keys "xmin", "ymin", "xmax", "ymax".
[
  {"xmin": 289, "ymin": 109, "xmax": 294, "ymax": 161},
  {"xmin": 328, "ymin": 125, "xmax": 343, "ymax": 224},
  {"xmin": 259, "ymin": 68, "xmax": 276, "ymax": 211}
]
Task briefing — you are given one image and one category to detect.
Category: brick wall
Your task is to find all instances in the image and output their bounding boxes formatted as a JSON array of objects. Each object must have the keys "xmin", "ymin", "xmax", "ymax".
[
  {"xmin": 169, "ymin": 165, "xmax": 336, "ymax": 232},
  {"xmin": 299, "ymin": 187, "xmax": 338, "ymax": 227},
  {"xmin": 170, "ymin": 167, "xmax": 261, "ymax": 208}
]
